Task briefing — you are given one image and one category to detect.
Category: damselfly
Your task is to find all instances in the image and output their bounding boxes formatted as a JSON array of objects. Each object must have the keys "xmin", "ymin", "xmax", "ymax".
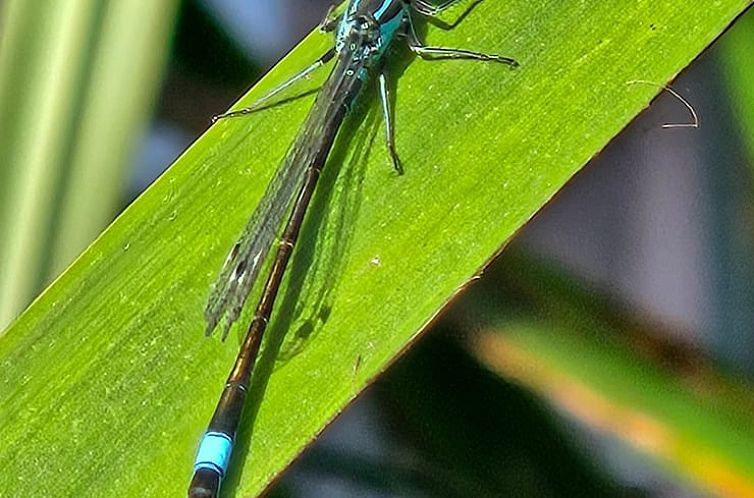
[{"xmin": 189, "ymin": 1, "xmax": 518, "ymax": 496}]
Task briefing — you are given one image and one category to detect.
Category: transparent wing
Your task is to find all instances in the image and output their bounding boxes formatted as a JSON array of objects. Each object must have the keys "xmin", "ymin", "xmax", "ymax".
[{"xmin": 204, "ymin": 53, "xmax": 363, "ymax": 339}]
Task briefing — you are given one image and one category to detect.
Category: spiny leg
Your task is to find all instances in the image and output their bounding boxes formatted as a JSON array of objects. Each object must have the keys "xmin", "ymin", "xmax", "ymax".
[
  {"xmin": 412, "ymin": 0, "xmax": 460, "ymax": 16},
  {"xmin": 378, "ymin": 70, "xmax": 403, "ymax": 175},
  {"xmin": 405, "ymin": 11, "xmax": 518, "ymax": 67},
  {"xmin": 412, "ymin": 0, "xmax": 488, "ymax": 29},
  {"xmin": 320, "ymin": 4, "xmax": 340, "ymax": 32},
  {"xmin": 213, "ymin": 48, "xmax": 336, "ymax": 122},
  {"xmin": 410, "ymin": 45, "xmax": 518, "ymax": 66}
]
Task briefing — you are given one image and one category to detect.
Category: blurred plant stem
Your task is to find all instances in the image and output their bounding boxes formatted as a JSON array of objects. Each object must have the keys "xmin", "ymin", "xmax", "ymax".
[
  {"xmin": 0, "ymin": 0, "xmax": 180, "ymax": 329},
  {"xmin": 455, "ymin": 251, "xmax": 754, "ymax": 497}
]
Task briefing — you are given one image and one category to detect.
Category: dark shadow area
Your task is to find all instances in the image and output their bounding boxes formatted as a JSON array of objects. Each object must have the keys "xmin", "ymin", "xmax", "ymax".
[{"xmin": 265, "ymin": 331, "xmax": 642, "ymax": 498}]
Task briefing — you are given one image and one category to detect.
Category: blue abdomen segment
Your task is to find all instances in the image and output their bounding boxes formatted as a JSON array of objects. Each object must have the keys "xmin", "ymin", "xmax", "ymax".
[{"xmin": 193, "ymin": 431, "xmax": 233, "ymax": 476}]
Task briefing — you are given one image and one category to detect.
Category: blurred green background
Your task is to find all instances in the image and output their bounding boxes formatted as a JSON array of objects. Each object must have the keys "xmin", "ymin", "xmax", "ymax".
[{"xmin": 1, "ymin": 1, "xmax": 754, "ymax": 497}]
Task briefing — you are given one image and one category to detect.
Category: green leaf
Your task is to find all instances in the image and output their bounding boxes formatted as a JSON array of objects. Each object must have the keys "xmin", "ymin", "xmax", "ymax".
[{"xmin": 1, "ymin": 1, "xmax": 750, "ymax": 497}]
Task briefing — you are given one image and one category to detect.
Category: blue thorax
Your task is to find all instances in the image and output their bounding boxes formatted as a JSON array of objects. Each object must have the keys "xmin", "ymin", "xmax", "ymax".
[{"xmin": 336, "ymin": 0, "xmax": 408, "ymax": 62}]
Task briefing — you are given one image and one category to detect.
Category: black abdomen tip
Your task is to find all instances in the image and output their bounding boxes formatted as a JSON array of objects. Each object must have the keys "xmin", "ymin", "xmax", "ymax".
[{"xmin": 188, "ymin": 468, "xmax": 221, "ymax": 498}]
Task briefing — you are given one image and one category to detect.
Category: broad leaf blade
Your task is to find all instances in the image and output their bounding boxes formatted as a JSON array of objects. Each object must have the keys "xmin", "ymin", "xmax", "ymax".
[{"xmin": 1, "ymin": 1, "xmax": 751, "ymax": 497}]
